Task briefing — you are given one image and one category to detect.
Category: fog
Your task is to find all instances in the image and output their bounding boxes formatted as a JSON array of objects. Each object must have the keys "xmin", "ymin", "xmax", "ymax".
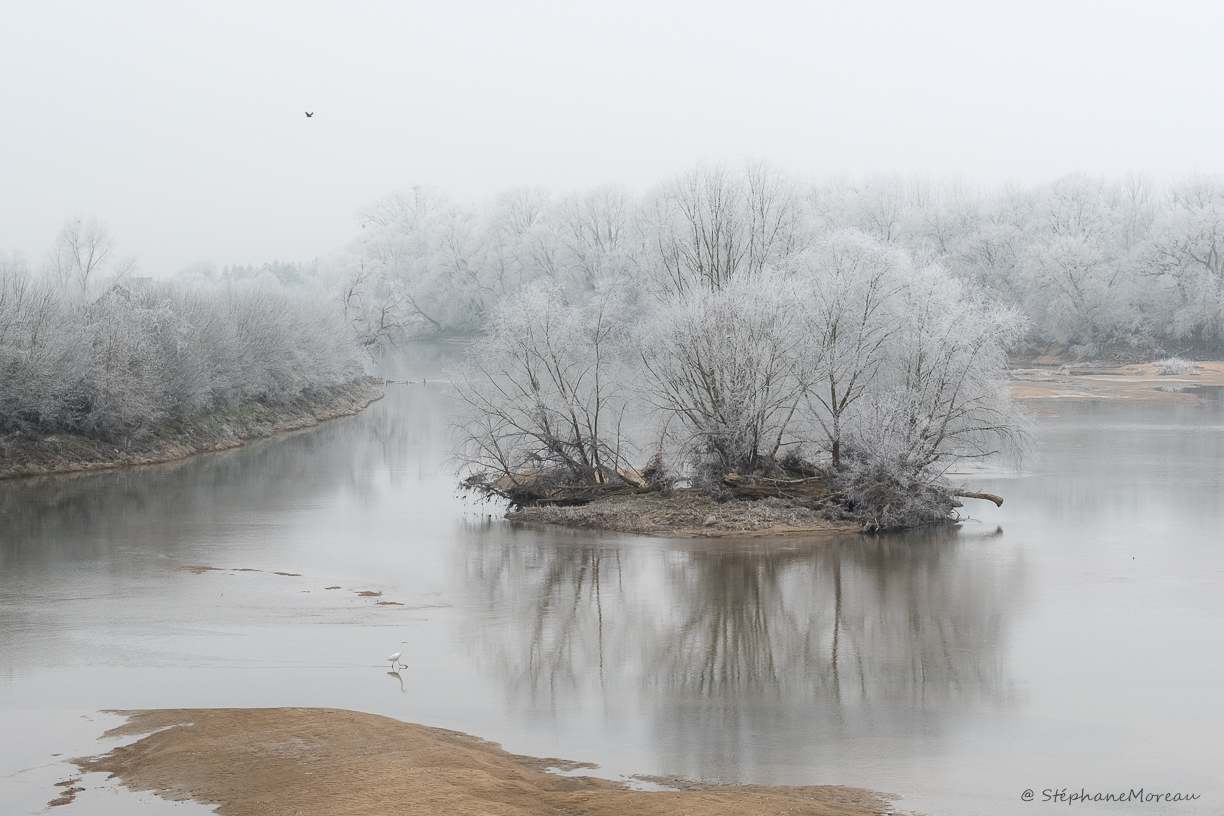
[{"xmin": 3, "ymin": 1, "xmax": 1224, "ymax": 276}]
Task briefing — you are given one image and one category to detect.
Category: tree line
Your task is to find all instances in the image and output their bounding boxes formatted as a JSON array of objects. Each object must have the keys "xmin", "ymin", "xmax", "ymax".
[
  {"xmin": 337, "ymin": 166, "xmax": 1224, "ymax": 357},
  {"xmin": 1, "ymin": 221, "xmax": 363, "ymax": 443}
]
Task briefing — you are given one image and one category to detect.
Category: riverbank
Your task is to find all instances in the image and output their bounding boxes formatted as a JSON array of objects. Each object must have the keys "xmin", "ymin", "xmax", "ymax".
[
  {"xmin": 0, "ymin": 378, "xmax": 384, "ymax": 480},
  {"xmin": 507, "ymin": 489, "xmax": 860, "ymax": 538},
  {"xmin": 62, "ymin": 708, "xmax": 894, "ymax": 815},
  {"xmin": 1009, "ymin": 360, "xmax": 1224, "ymax": 405}
]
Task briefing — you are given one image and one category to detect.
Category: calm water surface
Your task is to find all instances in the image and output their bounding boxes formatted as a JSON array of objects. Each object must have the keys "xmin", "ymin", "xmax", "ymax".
[{"xmin": 2, "ymin": 346, "xmax": 1222, "ymax": 815}]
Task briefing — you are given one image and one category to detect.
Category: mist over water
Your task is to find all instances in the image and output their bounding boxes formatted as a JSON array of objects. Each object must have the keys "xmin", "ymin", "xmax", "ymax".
[{"xmin": 1, "ymin": 345, "xmax": 1222, "ymax": 815}]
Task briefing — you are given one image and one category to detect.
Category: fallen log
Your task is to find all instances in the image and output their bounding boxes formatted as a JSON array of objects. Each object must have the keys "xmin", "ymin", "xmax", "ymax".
[
  {"xmin": 953, "ymin": 489, "xmax": 1004, "ymax": 507},
  {"xmin": 532, "ymin": 483, "xmax": 646, "ymax": 506},
  {"xmin": 722, "ymin": 473, "xmax": 833, "ymax": 500}
]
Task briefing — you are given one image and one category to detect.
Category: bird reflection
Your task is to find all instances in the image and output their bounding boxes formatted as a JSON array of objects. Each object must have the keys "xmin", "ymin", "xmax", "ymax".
[{"xmin": 387, "ymin": 670, "xmax": 405, "ymax": 692}]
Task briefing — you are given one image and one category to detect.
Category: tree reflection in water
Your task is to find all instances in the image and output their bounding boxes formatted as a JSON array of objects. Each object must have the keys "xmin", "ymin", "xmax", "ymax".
[{"xmin": 458, "ymin": 522, "xmax": 1023, "ymax": 780}]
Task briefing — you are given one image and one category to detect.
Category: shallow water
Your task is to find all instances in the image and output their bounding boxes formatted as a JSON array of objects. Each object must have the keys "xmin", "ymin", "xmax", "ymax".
[{"xmin": 2, "ymin": 346, "xmax": 1222, "ymax": 815}]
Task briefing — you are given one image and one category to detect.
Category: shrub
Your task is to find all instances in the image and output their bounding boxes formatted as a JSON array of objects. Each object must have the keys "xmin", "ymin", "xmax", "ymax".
[{"xmin": 1153, "ymin": 357, "xmax": 1195, "ymax": 375}]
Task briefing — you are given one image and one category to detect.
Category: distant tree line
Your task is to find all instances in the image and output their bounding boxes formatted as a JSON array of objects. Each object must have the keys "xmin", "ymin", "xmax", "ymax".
[
  {"xmin": 336, "ymin": 166, "xmax": 1224, "ymax": 357},
  {"xmin": 1, "ymin": 222, "xmax": 363, "ymax": 443}
]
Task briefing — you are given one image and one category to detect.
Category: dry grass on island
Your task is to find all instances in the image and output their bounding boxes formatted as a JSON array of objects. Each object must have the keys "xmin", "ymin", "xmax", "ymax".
[
  {"xmin": 63, "ymin": 708, "xmax": 896, "ymax": 816},
  {"xmin": 482, "ymin": 463, "xmax": 1004, "ymax": 537}
]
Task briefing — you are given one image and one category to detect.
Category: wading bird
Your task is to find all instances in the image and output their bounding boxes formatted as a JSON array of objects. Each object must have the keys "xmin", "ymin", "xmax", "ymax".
[{"xmin": 387, "ymin": 641, "xmax": 407, "ymax": 669}]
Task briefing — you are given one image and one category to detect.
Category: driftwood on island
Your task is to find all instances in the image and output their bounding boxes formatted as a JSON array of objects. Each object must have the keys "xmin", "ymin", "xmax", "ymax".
[
  {"xmin": 952, "ymin": 489, "xmax": 1004, "ymax": 507},
  {"xmin": 469, "ymin": 467, "xmax": 1005, "ymax": 533},
  {"xmin": 720, "ymin": 472, "xmax": 837, "ymax": 502},
  {"xmin": 475, "ymin": 469, "xmax": 650, "ymax": 508},
  {"xmin": 477, "ymin": 469, "xmax": 841, "ymax": 508}
]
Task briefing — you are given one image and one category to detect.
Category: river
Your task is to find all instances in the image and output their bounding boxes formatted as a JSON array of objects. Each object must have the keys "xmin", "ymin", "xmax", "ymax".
[{"xmin": 2, "ymin": 344, "xmax": 1222, "ymax": 815}]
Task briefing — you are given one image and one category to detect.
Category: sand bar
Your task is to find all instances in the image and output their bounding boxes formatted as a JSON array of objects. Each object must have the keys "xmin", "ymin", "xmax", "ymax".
[
  {"xmin": 70, "ymin": 708, "xmax": 896, "ymax": 816},
  {"xmin": 1009, "ymin": 360, "xmax": 1224, "ymax": 404}
]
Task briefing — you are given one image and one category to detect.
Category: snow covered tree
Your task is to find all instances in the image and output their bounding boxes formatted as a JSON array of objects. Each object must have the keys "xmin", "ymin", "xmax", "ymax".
[
  {"xmin": 637, "ymin": 270, "xmax": 808, "ymax": 478},
  {"xmin": 46, "ymin": 216, "xmax": 136, "ymax": 294},
  {"xmin": 836, "ymin": 270, "xmax": 1028, "ymax": 529},
  {"xmin": 648, "ymin": 162, "xmax": 806, "ymax": 296},
  {"xmin": 1144, "ymin": 177, "xmax": 1224, "ymax": 342},
  {"xmin": 788, "ymin": 232, "xmax": 905, "ymax": 470},
  {"xmin": 452, "ymin": 284, "xmax": 635, "ymax": 491}
]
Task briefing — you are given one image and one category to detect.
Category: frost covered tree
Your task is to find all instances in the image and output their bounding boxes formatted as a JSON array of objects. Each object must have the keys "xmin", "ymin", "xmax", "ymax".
[
  {"xmin": 637, "ymin": 270, "xmax": 808, "ymax": 478},
  {"xmin": 1013, "ymin": 177, "xmax": 1147, "ymax": 353},
  {"xmin": 452, "ymin": 284, "xmax": 635, "ymax": 492},
  {"xmin": 789, "ymin": 232, "xmax": 905, "ymax": 470},
  {"xmin": 1145, "ymin": 177, "xmax": 1224, "ymax": 341},
  {"xmin": 552, "ymin": 185, "xmax": 642, "ymax": 296},
  {"xmin": 838, "ymin": 268, "xmax": 1029, "ymax": 529},
  {"xmin": 354, "ymin": 187, "xmax": 459, "ymax": 336},
  {"xmin": 1, "ymin": 256, "xmax": 75, "ymax": 432},
  {"xmin": 649, "ymin": 162, "xmax": 806, "ymax": 296},
  {"xmin": 46, "ymin": 216, "xmax": 136, "ymax": 294}
]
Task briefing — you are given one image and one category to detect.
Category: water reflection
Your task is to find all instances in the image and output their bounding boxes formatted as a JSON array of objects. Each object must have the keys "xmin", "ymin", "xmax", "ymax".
[
  {"xmin": 459, "ymin": 522, "xmax": 1024, "ymax": 778},
  {"xmin": 0, "ymin": 384, "xmax": 446, "ymax": 569}
]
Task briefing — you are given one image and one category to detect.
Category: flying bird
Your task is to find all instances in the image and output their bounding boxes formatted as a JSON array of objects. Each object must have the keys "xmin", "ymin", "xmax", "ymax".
[{"xmin": 305, "ymin": 111, "xmax": 314, "ymax": 118}]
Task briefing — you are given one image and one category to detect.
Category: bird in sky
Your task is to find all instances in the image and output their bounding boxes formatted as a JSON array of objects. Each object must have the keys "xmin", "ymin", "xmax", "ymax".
[{"xmin": 305, "ymin": 111, "xmax": 314, "ymax": 118}]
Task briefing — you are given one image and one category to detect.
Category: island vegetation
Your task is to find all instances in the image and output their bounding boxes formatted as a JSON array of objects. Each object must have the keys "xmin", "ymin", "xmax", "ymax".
[{"xmin": 451, "ymin": 226, "xmax": 1024, "ymax": 532}]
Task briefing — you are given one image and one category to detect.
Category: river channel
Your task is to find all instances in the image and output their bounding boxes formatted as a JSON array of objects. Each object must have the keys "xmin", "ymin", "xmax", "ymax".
[{"xmin": 2, "ymin": 344, "xmax": 1222, "ymax": 815}]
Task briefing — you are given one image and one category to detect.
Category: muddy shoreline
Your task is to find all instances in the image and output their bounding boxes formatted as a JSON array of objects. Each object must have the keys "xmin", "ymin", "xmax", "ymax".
[
  {"xmin": 62, "ymin": 708, "xmax": 895, "ymax": 816},
  {"xmin": 0, "ymin": 378, "xmax": 384, "ymax": 480}
]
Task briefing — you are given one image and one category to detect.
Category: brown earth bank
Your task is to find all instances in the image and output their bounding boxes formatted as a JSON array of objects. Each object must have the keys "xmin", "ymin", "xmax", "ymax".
[
  {"xmin": 507, "ymin": 489, "xmax": 860, "ymax": 538},
  {"xmin": 1009, "ymin": 360, "xmax": 1224, "ymax": 405},
  {"xmin": 69, "ymin": 708, "xmax": 898, "ymax": 816},
  {"xmin": 0, "ymin": 378, "xmax": 384, "ymax": 480}
]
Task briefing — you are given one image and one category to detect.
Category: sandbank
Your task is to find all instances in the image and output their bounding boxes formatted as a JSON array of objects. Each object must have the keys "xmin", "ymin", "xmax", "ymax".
[
  {"xmin": 1009, "ymin": 360, "xmax": 1224, "ymax": 405},
  {"xmin": 65, "ymin": 708, "xmax": 896, "ymax": 816}
]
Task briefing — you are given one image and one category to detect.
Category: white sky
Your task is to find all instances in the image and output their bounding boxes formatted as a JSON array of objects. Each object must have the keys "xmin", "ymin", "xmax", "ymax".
[{"xmin": 2, "ymin": 1, "xmax": 1222, "ymax": 275}]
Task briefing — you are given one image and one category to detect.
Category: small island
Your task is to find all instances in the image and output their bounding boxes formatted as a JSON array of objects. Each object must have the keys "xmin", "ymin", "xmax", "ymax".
[{"xmin": 455, "ymin": 232, "xmax": 1023, "ymax": 533}]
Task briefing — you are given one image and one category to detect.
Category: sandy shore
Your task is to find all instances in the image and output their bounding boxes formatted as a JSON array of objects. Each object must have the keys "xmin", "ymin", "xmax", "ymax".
[
  {"xmin": 1009, "ymin": 360, "xmax": 1224, "ymax": 405},
  {"xmin": 63, "ymin": 708, "xmax": 896, "ymax": 816}
]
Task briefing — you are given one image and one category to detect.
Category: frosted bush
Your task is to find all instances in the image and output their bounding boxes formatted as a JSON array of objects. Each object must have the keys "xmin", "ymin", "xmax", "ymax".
[{"xmin": 1153, "ymin": 357, "xmax": 1195, "ymax": 375}]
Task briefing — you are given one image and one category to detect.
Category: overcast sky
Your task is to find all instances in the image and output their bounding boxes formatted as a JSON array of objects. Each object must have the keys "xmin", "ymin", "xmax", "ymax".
[{"xmin": 2, "ymin": 1, "xmax": 1222, "ymax": 276}]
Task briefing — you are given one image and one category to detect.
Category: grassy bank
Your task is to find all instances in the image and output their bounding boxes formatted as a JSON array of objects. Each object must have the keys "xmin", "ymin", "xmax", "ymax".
[{"xmin": 0, "ymin": 378, "xmax": 384, "ymax": 480}]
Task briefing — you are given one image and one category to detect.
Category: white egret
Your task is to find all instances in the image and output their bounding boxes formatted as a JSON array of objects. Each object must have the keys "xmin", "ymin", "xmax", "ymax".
[{"xmin": 387, "ymin": 641, "xmax": 408, "ymax": 669}]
